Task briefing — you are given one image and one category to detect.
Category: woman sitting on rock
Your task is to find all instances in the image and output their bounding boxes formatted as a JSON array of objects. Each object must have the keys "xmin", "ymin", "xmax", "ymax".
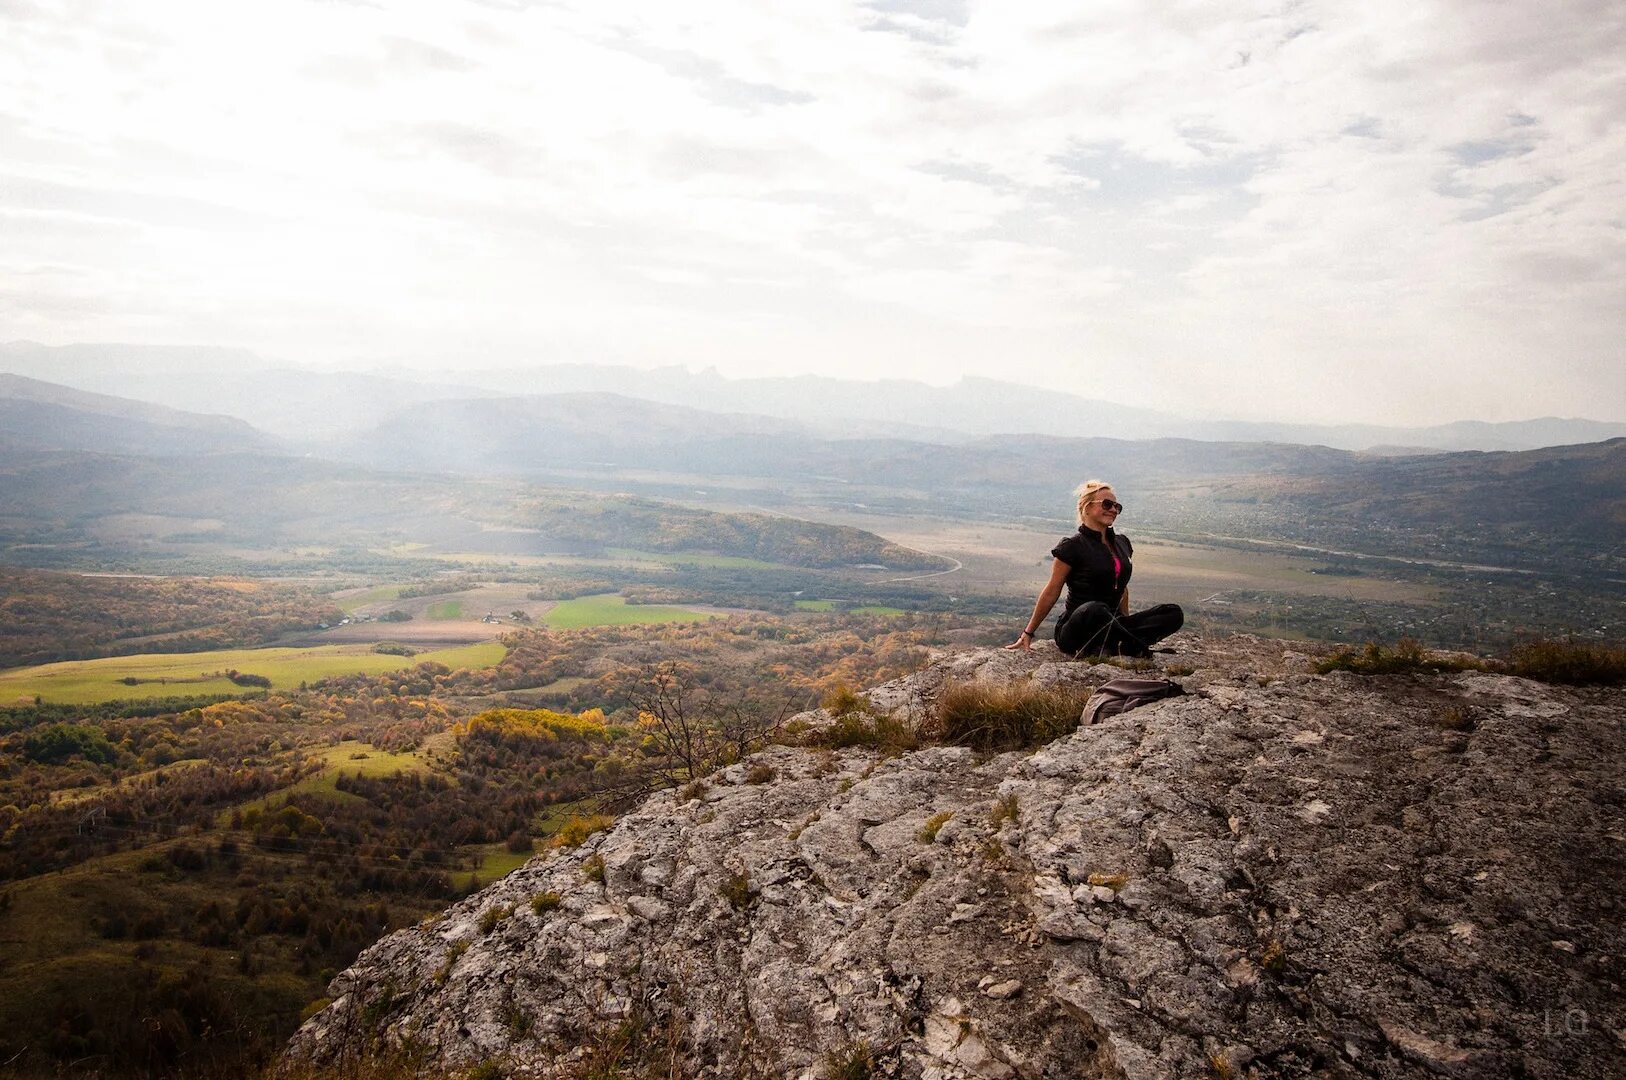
[{"xmin": 1007, "ymin": 480, "xmax": 1184, "ymax": 657}]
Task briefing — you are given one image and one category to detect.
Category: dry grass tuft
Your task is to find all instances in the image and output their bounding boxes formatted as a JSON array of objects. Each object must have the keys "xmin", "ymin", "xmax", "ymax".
[
  {"xmin": 989, "ymin": 792, "xmax": 1019, "ymax": 830},
  {"xmin": 1314, "ymin": 638, "xmax": 1480, "ymax": 676},
  {"xmin": 917, "ymin": 811, "xmax": 952, "ymax": 844},
  {"xmin": 935, "ymin": 681, "xmax": 1094, "ymax": 750},
  {"xmin": 477, "ymin": 904, "xmax": 512, "ymax": 934},
  {"xmin": 822, "ymin": 1039, "xmax": 875, "ymax": 1079},
  {"xmin": 721, "ymin": 870, "xmax": 755, "ymax": 910}
]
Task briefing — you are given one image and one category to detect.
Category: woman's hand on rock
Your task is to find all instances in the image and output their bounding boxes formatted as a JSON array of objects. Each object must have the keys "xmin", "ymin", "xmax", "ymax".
[{"xmin": 1005, "ymin": 634, "xmax": 1033, "ymax": 651}]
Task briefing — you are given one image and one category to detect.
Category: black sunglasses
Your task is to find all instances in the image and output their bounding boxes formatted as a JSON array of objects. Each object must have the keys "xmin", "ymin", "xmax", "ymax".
[{"xmin": 1095, "ymin": 500, "xmax": 1123, "ymax": 513}]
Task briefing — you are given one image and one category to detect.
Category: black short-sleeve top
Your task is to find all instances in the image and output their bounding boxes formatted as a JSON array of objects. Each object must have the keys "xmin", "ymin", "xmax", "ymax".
[{"xmin": 1051, "ymin": 526, "xmax": 1133, "ymax": 615}]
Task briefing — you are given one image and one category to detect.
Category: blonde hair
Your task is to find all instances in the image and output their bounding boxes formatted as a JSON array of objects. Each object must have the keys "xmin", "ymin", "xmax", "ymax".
[{"xmin": 1075, "ymin": 480, "xmax": 1114, "ymax": 524}]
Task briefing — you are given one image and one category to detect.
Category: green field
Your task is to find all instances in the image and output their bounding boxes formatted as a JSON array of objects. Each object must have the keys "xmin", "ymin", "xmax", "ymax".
[
  {"xmin": 499, "ymin": 676, "xmax": 592, "ymax": 705},
  {"xmin": 223, "ymin": 739, "xmax": 441, "ymax": 820},
  {"xmin": 453, "ymin": 843, "xmax": 537, "ymax": 889},
  {"xmin": 0, "ymin": 642, "xmax": 507, "ymax": 706},
  {"xmin": 543, "ymin": 593, "xmax": 712, "ymax": 629},
  {"xmin": 426, "ymin": 600, "xmax": 464, "ymax": 619},
  {"xmin": 794, "ymin": 600, "xmax": 906, "ymax": 615},
  {"xmin": 332, "ymin": 583, "xmax": 404, "ymax": 613}
]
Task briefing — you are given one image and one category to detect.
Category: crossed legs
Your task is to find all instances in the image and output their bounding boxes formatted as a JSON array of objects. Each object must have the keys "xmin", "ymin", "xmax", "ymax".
[{"xmin": 1054, "ymin": 601, "xmax": 1184, "ymax": 658}]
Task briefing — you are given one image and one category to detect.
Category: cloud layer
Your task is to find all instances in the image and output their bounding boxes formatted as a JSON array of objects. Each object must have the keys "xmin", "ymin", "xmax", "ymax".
[{"xmin": 2, "ymin": 0, "xmax": 1622, "ymax": 423}]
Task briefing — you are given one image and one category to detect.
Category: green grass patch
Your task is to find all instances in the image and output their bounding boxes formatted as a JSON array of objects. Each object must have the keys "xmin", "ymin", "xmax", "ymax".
[
  {"xmin": 543, "ymin": 593, "xmax": 711, "ymax": 629},
  {"xmin": 452, "ymin": 843, "xmax": 536, "ymax": 889},
  {"xmin": 426, "ymin": 600, "xmax": 464, "ymax": 620},
  {"xmin": 304, "ymin": 741, "xmax": 435, "ymax": 779},
  {"xmin": 605, "ymin": 548, "xmax": 788, "ymax": 570},
  {"xmin": 0, "ymin": 642, "xmax": 508, "ymax": 706}
]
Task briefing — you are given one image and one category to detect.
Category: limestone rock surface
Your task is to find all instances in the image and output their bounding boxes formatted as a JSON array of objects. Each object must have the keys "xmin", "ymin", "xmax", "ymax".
[{"xmin": 284, "ymin": 635, "xmax": 1624, "ymax": 1078}]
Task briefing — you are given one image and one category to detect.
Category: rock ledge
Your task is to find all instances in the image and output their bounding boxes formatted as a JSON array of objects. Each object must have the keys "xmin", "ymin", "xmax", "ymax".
[{"xmin": 285, "ymin": 635, "xmax": 1624, "ymax": 1078}]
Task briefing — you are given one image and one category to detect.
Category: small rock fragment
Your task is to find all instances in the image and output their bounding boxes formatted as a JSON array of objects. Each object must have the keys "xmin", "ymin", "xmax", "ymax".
[
  {"xmin": 984, "ymin": 979, "xmax": 1023, "ymax": 1000},
  {"xmin": 1298, "ymin": 798, "xmax": 1332, "ymax": 823}
]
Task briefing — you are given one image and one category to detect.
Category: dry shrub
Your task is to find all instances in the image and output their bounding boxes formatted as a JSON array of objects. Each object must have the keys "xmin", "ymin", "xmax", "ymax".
[
  {"xmin": 1501, "ymin": 638, "xmax": 1626, "ymax": 686},
  {"xmin": 812, "ymin": 712, "xmax": 918, "ymax": 752},
  {"xmin": 1313, "ymin": 638, "xmax": 1481, "ymax": 676},
  {"xmin": 273, "ymin": 1046, "xmax": 438, "ymax": 1080},
  {"xmin": 478, "ymin": 904, "xmax": 512, "ymax": 934},
  {"xmin": 549, "ymin": 814, "xmax": 614, "ymax": 849},
  {"xmin": 821, "ymin": 684, "xmax": 870, "ymax": 715},
  {"xmin": 1315, "ymin": 636, "xmax": 1624, "ymax": 687},
  {"xmin": 935, "ymin": 681, "xmax": 1094, "ymax": 750},
  {"xmin": 721, "ymin": 870, "xmax": 755, "ymax": 910}
]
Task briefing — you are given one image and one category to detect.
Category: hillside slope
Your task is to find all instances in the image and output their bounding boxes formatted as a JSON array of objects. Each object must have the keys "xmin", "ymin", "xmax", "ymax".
[
  {"xmin": 0, "ymin": 373, "xmax": 271, "ymax": 455},
  {"xmin": 285, "ymin": 636, "xmax": 1624, "ymax": 1078}
]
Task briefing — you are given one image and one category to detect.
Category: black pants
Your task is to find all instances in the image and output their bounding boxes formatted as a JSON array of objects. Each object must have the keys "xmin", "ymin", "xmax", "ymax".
[{"xmin": 1055, "ymin": 601, "xmax": 1184, "ymax": 658}]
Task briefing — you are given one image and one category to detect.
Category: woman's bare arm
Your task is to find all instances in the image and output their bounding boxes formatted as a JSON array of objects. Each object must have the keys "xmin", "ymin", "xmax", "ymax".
[
  {"xmin": 1119, "ymin": 589, "xmax": 1130, "ymax": 616},
  {"xmin": 1007, "ymin": 559, "xmax": 1070, "ymax": 650}
]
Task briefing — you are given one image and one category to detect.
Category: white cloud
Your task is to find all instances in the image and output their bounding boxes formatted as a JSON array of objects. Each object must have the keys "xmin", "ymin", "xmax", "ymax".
[{"xmin": 0, "ymin": 0, "xmax": 1621, "ymax": 423}]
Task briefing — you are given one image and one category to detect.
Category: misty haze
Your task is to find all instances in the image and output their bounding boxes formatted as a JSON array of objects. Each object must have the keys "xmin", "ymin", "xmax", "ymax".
[{"xmin": 1, "ymin": 2, "xmax": 1622, "ymax": 1079}]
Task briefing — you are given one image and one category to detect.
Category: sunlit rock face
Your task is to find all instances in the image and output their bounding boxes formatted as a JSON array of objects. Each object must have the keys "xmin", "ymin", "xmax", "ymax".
[{"xmin": 284, "ymin": 635, "xmax": 1624, "ymax": 1079}]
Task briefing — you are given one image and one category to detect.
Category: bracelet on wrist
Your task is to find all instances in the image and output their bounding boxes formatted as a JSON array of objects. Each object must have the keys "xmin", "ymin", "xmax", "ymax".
[{"xmin": 1021, "ymin": 628, "xmax": 1036, "ymax": 637}]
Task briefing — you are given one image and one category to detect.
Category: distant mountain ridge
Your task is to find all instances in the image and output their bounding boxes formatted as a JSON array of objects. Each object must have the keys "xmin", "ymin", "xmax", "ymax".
[
  {"xmin": 2, "ymin": 374, "xmax": 1620, "ymax": 575},
  {"xmin": 4, "ymin": 341, "xmax": 1621, "ymax": 452}
]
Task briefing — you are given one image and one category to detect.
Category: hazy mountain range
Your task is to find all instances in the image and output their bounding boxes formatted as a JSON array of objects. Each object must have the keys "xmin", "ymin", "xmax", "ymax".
[
  {"xmin": 2, "ymin": 368, "xmax": 1621, "ymax": 576},
  {"xmin": 5, "ymin": 341, "xmax": 1623, "ymax": 452}
]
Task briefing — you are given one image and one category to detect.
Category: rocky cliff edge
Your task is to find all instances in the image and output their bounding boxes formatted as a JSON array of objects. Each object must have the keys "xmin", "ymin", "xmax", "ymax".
[{"xmin": 284, "ymin": 634, "xmax": 1624, "ymax": 1078}]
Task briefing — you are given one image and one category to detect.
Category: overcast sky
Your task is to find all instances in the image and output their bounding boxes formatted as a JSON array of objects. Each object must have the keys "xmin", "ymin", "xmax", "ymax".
[{"xmin": 2, "ymin": 0, "xmax": 1622, "ymax": 424}]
